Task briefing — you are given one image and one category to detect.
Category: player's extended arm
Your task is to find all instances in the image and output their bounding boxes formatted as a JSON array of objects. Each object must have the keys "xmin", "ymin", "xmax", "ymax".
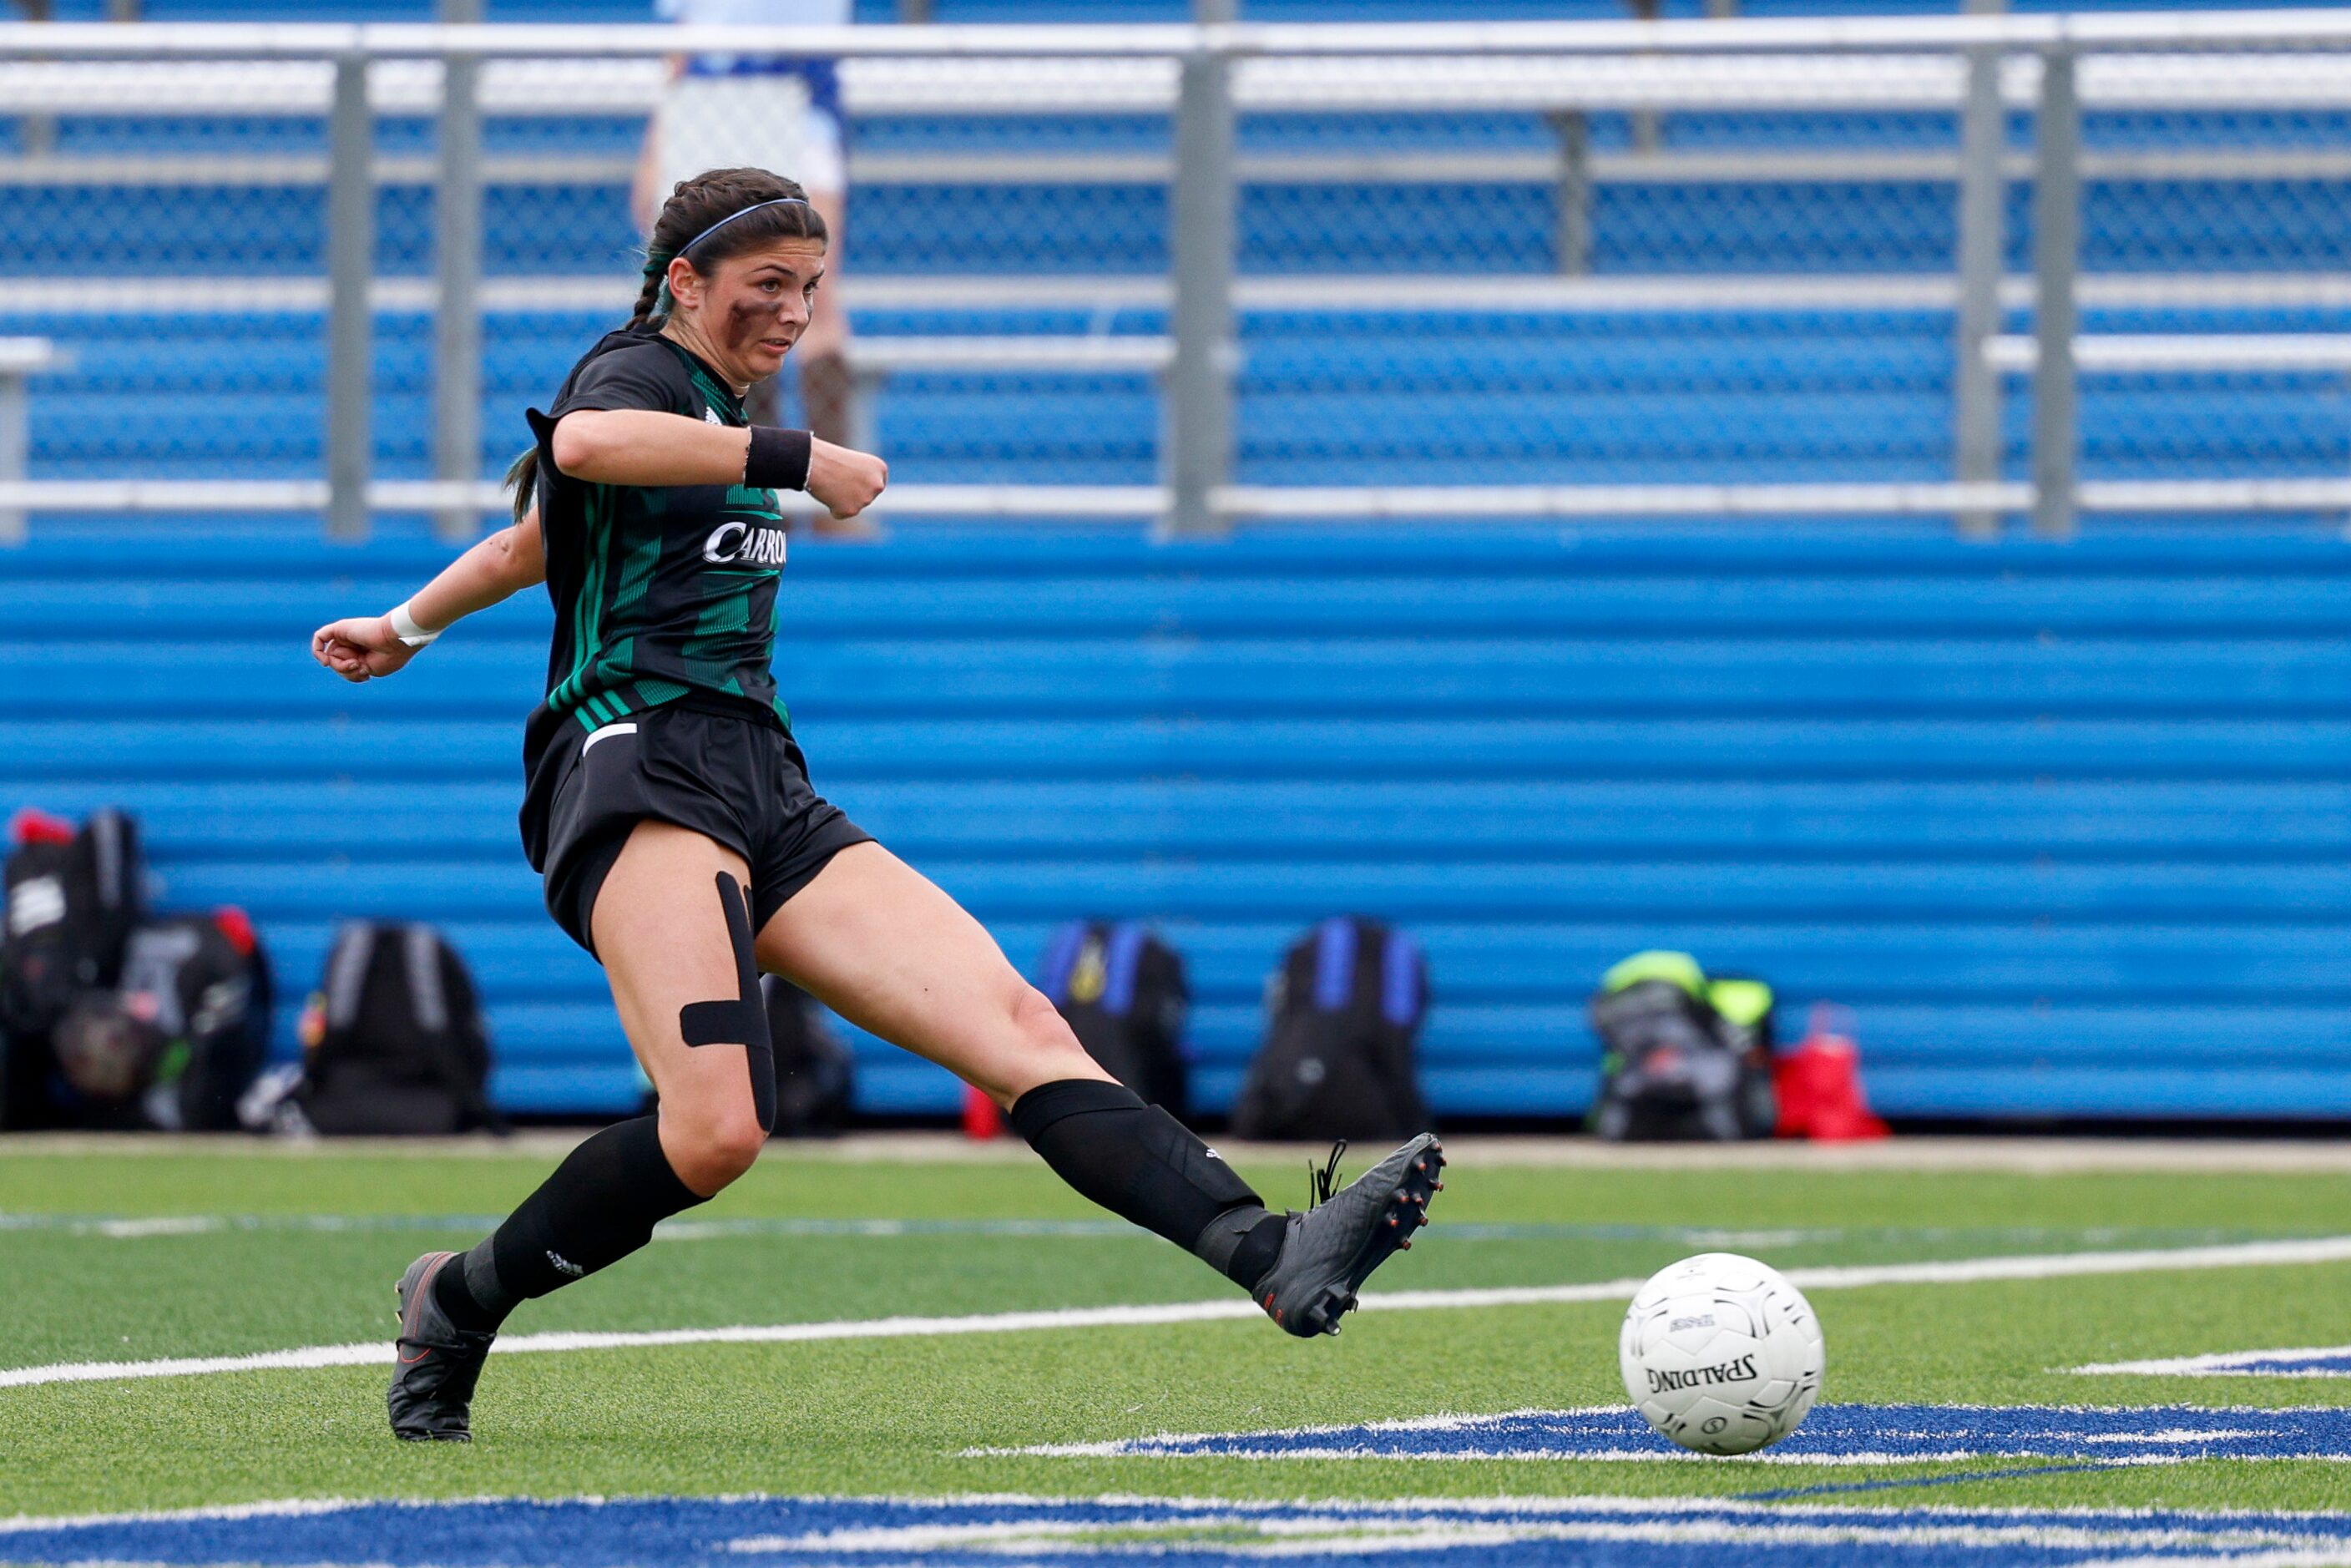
[
  {"xmin": 308, "ymin": 508, "xmax": 548, "ymax": 684},
  {"xmin": 550, "ymin": 408, "xmax": 887, "ymax": 519}
]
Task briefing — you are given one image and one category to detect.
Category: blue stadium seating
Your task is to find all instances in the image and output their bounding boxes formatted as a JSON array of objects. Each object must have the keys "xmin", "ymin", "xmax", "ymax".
[{"xmin": 3, "ymin": 519, "xmax": 2347, "ymax": 1123}]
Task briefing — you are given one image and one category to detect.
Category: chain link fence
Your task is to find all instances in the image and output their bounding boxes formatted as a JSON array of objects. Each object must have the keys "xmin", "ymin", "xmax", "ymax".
[{"xmin": 2, "ymin": 14, "xmax": 2350, "ymax": 537}]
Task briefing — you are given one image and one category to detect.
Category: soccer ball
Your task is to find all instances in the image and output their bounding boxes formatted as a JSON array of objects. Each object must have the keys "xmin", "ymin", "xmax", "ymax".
[{"xmin": 1618, "ymin": 1252, "xmax": 1824, "ymax": 1455}]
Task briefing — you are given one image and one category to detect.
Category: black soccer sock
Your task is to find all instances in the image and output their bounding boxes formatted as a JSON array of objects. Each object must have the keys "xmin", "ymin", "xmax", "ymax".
[
  {"xmin": 1009, "ymin": 1079, "xmax": 1289, "ymax": 1291},
  {"xmin": 432, "ymin": 1115, "xmax": 706, "ymax": 1332}
]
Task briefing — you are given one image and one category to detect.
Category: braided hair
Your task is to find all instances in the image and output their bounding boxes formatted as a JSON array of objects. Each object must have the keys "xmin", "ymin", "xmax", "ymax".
[{"xmin": 505, "ymin": 167, "xmax": 829, "ymax": 521}]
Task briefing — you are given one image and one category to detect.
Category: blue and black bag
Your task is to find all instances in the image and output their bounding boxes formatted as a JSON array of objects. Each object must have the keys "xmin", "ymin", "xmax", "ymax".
[
  {"xmin": 1038, "ymin": 920, "xmax": 1191, "ymax": 1120},
  {"xmin": 1232, "ymin": 917, "xmax": 1428, "ymax": 1142}
]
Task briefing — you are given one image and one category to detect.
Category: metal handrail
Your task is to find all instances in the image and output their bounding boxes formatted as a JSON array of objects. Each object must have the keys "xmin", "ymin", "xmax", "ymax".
[
  {"xmin": 4, "ymin": 477, "xmax": 2344, "ymax": 522},
  {"xmin": 9, "ymin": 50, "xmax": 2351, "ymax": 115},
  {"xmin": 9, "ymin": 12, "xmax": 2351, "ymax": 59}
]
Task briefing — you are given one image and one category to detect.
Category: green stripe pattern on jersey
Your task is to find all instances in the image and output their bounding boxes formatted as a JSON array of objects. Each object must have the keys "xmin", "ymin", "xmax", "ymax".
[{"xmin": 538, "ymin": 336, "xmax": 792, "ymax": 735}]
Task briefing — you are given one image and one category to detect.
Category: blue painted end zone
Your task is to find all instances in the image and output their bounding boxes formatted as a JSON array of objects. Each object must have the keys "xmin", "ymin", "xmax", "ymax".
[
  {"xmin": 1055, "ymin": 1404, "xmax": 2351, "ymax": 1464},
  {"xmin": 6, "ymin": 1495, "xmax": 2351, "ymax": 1568}
]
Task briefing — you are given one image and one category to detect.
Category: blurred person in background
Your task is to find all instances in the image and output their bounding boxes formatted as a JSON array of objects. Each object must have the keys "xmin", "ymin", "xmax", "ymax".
[{"xmin": 637, "ymin": 0, "xmax": 855, "ymax": 451}]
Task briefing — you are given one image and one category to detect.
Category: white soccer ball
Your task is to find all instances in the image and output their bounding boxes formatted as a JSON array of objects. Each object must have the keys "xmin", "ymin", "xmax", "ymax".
[{"xmin": 1618, "ymin": 1252, "xmax": 1824, "ymax": 1455}]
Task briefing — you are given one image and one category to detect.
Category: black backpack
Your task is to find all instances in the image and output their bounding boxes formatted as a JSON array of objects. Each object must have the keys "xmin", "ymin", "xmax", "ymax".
[
  {"xmin": 1, "ymin": 808, "xmax": 144, "ymax": 1128},
  {"xmin": 1590, "ymin": 951, "xmax": 1776, "ymax": 1142},
  {"xmin": 761, "ymin": 974, "xmax": 854, "ymax": 1136},
  {"xmin": 299, "ymin": 922, "xmax": 504, "ymax": 1136},
  {"xmin": 53, "ymin": 908, "xmax": 275, "ymax": 1131},
  {"xmin": 1038, "ymin": 920, "xmax": 1190, "ymax": 1119},
  {"xmin": 1231, "ymin": 917, "xmax": 1428, "ymax": 1142}
]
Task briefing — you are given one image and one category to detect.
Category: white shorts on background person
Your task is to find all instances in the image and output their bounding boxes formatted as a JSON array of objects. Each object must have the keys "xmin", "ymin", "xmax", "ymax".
[
  {"xmin": 655, "ymin": 0, "xmax": 850, "ymax": 198},
  {"xmin": 655, "ymin": 73, "xmax": 846, "ymax": 200}
]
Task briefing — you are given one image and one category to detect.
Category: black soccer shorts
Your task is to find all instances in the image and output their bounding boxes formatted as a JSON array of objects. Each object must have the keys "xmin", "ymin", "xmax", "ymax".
[{"xmin": 518, "ymin": 699, "xmax": 872, "ymax": 959}]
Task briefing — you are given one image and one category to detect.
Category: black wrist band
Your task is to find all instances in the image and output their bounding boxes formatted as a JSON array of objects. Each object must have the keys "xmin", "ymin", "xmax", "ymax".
[{"xmin": 744, "ymin": 425, "xmax": 812, "ymax": 492}]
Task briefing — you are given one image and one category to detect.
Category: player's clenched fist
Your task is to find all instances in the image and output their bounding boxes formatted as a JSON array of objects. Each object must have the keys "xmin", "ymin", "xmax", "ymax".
[
  {"xmin": 310, "ymin": 616, "xmax": 417, "ymax": 683},
  {"xmin": 806, "ymin": 438, "xmax": 887, "ymax": 520}
]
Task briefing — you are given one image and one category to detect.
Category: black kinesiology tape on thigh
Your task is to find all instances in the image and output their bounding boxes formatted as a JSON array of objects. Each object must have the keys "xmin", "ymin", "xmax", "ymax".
[
  {"xmin": 1009, "ymin": 1079, "xmax": 1263, "ymax": 1252},
  {"xmin": 679, "ymin": 872, "xmax": 776, "ymax": 1133}
]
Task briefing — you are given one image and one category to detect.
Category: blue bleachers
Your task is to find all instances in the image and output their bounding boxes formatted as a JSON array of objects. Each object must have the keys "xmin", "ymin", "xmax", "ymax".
[{"xmin": 3, "ymin": 520, "xmax": 2346, "ymax": 1123}]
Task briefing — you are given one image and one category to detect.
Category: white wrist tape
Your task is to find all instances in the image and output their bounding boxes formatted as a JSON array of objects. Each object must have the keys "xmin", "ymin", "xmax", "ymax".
[{"xmin": 387, "ymin": 600, "xmax": 442, "ymax": 649}]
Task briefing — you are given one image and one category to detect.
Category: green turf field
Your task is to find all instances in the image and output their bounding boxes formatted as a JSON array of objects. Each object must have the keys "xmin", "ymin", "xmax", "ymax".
[{"xmin": 4, "ymin": 1136, "xmax": 2351, "ymax": 1547}]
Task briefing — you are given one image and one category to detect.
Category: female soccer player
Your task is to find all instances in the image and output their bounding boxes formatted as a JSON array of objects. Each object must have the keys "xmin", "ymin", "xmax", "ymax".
[{"xmin": 311, "ymin": 167, "xmax": 1443, "ymax": 1445}]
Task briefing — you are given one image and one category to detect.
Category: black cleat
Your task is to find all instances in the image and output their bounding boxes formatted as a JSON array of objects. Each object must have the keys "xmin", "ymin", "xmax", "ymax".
[
  {"xmin": 1252, "ymin": 1135, "xmax": 1444, "ymax": 1338},
  {"xmin": 387, "ymin": 1251, "xmax": 495, "ymax": 1443}
]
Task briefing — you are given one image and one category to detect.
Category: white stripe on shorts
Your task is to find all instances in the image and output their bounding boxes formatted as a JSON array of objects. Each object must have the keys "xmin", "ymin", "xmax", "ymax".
[{"xmin": 580, "ymin": 721, "xmax": 639, "ymax": 755}]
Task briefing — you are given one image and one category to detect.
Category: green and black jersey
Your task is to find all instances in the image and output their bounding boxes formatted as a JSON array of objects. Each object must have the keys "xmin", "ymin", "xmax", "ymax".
[{"xmin": 521, "ymin": 326, "xmax": 791, "ymax": 771}]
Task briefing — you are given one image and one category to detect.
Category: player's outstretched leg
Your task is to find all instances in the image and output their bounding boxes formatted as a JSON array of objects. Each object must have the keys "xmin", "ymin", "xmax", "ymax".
[
  {"xmin": 1003, "ymin": 1082, "xmax": 1447, "ymax": 1335},
  {"xmin": 756, "ymin": 842, "xmax": 1448, "ymax": 1339},
  {"xmin": 1240, "ymin": 1135, "xmax": 1446, "ymax": 1338}
]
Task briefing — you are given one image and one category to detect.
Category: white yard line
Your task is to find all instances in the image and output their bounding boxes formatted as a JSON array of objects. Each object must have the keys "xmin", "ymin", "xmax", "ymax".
[
  {"xmin": 13, "ymin": 1211, "xmax": 2259, "ymax": 1250},
  {"xmin": 13, "ymin": 1130, "xmax": 2351, "ymax": 1172},
  {"xmin": 7, "ymin": 1235, "xmax": 2351, "ymax": 1393},
  {"xmin": 0, "ymin": 1495, "xmax": 396, "ymax": 1535}
]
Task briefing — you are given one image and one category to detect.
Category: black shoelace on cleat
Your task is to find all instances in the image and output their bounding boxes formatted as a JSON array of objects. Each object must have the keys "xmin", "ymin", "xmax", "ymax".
[{"xmin": 1307, "ymin": 1140, "xmax": 1348, "ymax": 1208}]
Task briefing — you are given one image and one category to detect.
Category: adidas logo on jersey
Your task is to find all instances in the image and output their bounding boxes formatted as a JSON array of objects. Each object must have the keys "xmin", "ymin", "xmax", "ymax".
[{"xmin": 704, "ymin": 520, "xmax": 789, "ymax": 568}]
